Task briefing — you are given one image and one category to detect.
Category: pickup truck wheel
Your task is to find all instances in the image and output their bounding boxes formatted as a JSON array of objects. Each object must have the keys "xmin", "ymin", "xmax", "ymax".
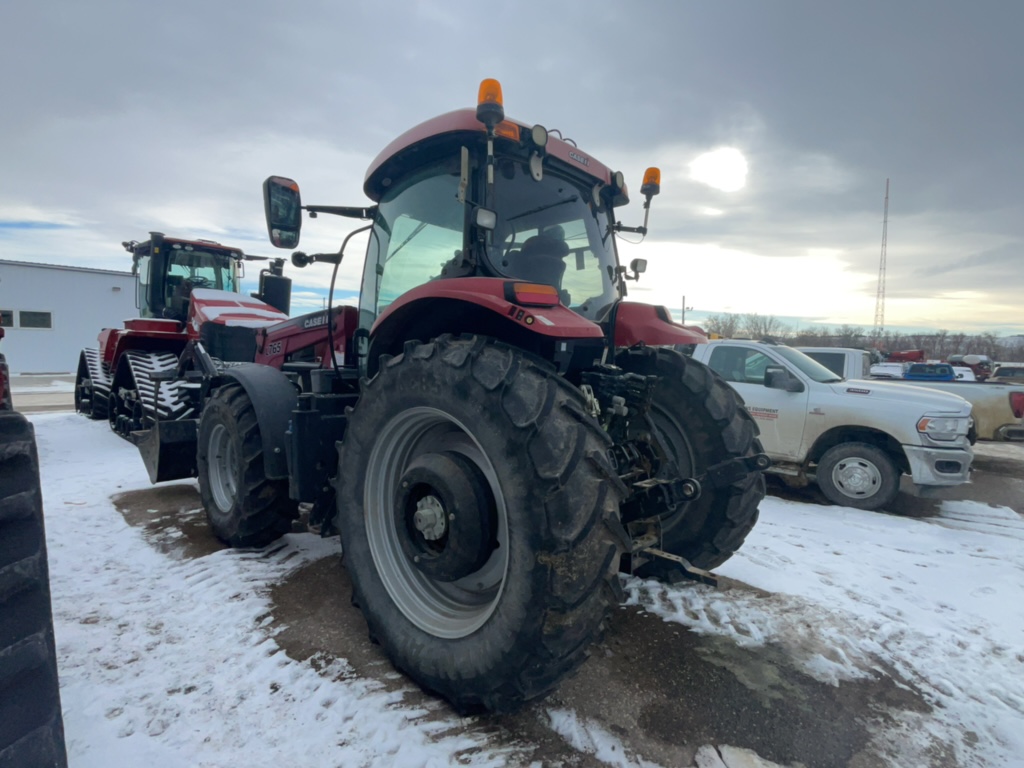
[
  {"xmin": 336, "ymin": 335, "xmax": 626, "ymax": 714},
  {"xmin": 616, "ymin": 347, "xmax": 766, "ymax": 573},
  {"xmin": 197, "ymin": 383, "xmax": 296, "ymax": 547},
  {"xmin": 816, "ymin": 442, "xmax": 899, "ymax": 511}
]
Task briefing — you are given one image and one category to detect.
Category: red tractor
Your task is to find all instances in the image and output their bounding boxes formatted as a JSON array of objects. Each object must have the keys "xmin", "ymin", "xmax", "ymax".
[
  {"xmin": 74, "ymin": 232, "xmax": 317, "ymax": 478},
  {"xmin": 90, "ymin": 80, "xmax": 768, "ymax": 713}
]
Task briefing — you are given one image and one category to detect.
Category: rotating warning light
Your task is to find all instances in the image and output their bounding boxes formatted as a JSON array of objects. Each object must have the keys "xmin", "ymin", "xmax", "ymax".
[
  {"xmin": 476, "ymin": 79, "xmax": 505, "ymax": 128},
  {"xmin": 641, "ymin": 167, "xmax": 661, "ymax": 197}
]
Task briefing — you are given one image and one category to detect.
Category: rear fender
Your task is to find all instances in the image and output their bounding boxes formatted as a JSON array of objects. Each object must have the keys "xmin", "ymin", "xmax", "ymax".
[
  {"xmin": 612, "ymin": 302, "xmax": 708, "ymax": 348},
  {"xmin": 369, "ymin": 278, "xmax": 604, "ymax": 374},
  {"xmin": 102, "ymin": 326, "xmax": 188, "ymax": 371},
  {"xmin": 219, "ymin": 364, "xmax": 299, "ymax": 479}
]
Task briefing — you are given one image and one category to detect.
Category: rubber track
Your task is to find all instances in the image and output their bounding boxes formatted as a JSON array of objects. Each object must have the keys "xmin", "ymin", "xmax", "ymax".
[
  {"xmin": 76, "ymin": 347, "xmax": 111, "ymax": 420},
  {"xmin": 0, "ymin": 412, "xmax": 68, "ymax": 767},
  {"xmin": 121, "ymin": 350, "xmax": 195, "ymax": 422},
  {"xmin": 337, "ymin": 334, "xmax": 627, "ymax": 713}
]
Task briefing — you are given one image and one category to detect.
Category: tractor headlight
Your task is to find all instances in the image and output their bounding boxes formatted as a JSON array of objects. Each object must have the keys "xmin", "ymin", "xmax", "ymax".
[{"xmin": 917, "ymin": 416, "xmax": 968, "ymax": 441}]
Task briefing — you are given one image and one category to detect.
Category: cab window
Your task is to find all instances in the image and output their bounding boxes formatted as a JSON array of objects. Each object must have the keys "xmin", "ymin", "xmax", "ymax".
[
  {"xmin": 707, "ymin": 347, "xmax": 774, "ymax": 384},
  {"xmin": 362, "ymin": 161, "xmax": 464, "ymax": 320}
]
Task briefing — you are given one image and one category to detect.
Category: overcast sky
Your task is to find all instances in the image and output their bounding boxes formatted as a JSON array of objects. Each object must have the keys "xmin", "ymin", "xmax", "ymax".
[{"xmin": 2, "ymin": 0, "xmax": 1022, "ymax": 336}]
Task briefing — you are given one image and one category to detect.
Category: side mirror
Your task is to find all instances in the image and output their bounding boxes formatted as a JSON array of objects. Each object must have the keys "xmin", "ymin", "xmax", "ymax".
[
  {"xmin": 263, "ymin": 176, "xmax": 302, "ymax": 249},
  {"xmin": 765, "ymin": 366, "xmax": 805, "ymax": 393}
]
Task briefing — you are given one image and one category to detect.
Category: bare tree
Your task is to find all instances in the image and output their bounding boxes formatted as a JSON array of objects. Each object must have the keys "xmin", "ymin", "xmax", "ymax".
[
  {"xmin": 741, "ymin": 313, "xmax": 790, "ymax": 340},
  {"xmin": 833, "ymin": 325, "xmax": 866, "ymax": 348},
  {"xmin": 704, "ymin": 312, "xmax": 741, "ymax": 339}
]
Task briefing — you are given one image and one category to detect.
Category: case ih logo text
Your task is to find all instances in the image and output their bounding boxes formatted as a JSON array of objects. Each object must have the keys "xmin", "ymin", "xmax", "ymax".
[
  {"xmin": 303, "ymin": 314, "xmax": 328, "ymax": 329},
  {"xmin": 568, "ymin": 151, "xmax": 590, "ymax": 167}
]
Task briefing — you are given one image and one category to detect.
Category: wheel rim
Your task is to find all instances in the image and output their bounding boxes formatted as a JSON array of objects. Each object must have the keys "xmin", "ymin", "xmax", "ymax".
[
  {"xmin": 365, "ymin": 406, "xmax": 508, "ymax": 639},
  {"xmin": 830, "ymin": 456, "xmax": 882, "ymax": 499},
  {"xmin": 207, "ymin": 423, "xmax": 238, "ymax": 513}
]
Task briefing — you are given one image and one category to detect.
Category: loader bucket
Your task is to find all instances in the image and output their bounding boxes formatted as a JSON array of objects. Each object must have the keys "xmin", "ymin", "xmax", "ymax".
[{"xmin": 133, "ymin": 419, "xmax": 198, "ymax": 484}]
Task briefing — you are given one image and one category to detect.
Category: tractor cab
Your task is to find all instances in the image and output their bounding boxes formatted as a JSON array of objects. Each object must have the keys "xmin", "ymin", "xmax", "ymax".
[
  {"xmin": 263, "ymin": 79, "xmax": 699, "ymax": 374},
  {"xmin": 126, "ymin": 232, "xmax": 243, "ymax": 321},
  {"xmin": 360, "ymin": 142, "xmax": 620, "ymax": 324}
]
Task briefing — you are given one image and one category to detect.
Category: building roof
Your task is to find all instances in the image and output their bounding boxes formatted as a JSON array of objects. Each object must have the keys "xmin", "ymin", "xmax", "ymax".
[{"xmin": 0, "ymin": 259, "xmax": 131, "ymax": 278}]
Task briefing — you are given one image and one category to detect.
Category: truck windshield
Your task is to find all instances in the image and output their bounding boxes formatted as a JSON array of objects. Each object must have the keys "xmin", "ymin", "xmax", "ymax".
[
  {"xmin": 488, "ymin": 159, "xmax": 618, "ymax": 321},
  {"xmin": 773, "ymin": 346, "xmax": 844, "ymax": 383}
]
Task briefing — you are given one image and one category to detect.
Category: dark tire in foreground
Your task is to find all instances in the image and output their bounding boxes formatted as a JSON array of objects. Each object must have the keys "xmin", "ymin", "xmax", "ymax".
[
  {"xmin": 816, "ymin": 442, "xmax": 899, "ymax": 511},
  {"xmin": 616, "ymin": 347, "xmax": 766, "ymax": 573},
  {"xmin": 336, "ymin": 336, "xmax": 627, "ymax": 714},
  {"xmin": 197, "ymin": 383, "xmax": 296, "ymax": 547},
  {"xmin": 0, "ymin": 412, "xmax": 69, "ymax": 768}
]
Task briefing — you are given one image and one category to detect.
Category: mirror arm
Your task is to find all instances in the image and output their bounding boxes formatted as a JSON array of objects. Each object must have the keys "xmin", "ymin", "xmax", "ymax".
[
  {"xmin": 613, "ymin": 223, "xmax": 648, "ymax": 236},
  {"xmin": 304, "ymin": 205, "xmax": 377, "ymax": 220}
]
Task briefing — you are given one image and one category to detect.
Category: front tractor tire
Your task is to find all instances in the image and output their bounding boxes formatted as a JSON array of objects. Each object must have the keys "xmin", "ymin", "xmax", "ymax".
[
  {"xmin": 197, "ymin": 383, "xmax": 296, "ymax": 547},
  {"xmin": 815, "ymin": 442, "xmax": 899, "ymax": 511},
  {"xmin": 336, "ymin": 336, "xmax": 627, "ymax": 714},
  {"xmin": 616, "ymin": 347, "xmax": 766, "ymax": 573}
]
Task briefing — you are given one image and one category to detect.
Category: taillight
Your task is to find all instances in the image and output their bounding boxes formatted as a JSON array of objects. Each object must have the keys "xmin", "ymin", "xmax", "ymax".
[
  {"xmin": 1011, "ymin": 392, "xmax": 1024, "ymax": 419},
  {"xmin": 506, "ymin": 282, "xmax": 560, "ymax": 307}
]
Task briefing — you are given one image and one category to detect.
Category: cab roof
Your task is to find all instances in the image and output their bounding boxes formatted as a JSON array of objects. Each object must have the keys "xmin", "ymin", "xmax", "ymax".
[{"xmin": 363, "ymin": 108, "xmax": 615, "ymax": 202}]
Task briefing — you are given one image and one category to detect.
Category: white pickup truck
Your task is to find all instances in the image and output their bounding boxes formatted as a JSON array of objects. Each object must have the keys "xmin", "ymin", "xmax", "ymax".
[
  {"xmin": 688, "ymin": 340, "xmax": 973, "ymax": 510},
  {"xmin": 797, "ymin": 347, "xmax": 1024, "ymax": 442}
]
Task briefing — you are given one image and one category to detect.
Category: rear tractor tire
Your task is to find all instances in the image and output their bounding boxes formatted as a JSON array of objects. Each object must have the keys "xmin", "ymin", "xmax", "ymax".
[
  {"xmin": 336, "ymin": 336, "xmax": 627, "ymax": 714},
  {"xmin": 616, "ymin": 347, "xmax": 766, "ymax": 574},
  {"xmin": 197, "ymin": 383, "xmax": 296, "ymax": 547},
  {"xmin": 815, "ymin": 442, "xmax": 899, "ymax": 511}
]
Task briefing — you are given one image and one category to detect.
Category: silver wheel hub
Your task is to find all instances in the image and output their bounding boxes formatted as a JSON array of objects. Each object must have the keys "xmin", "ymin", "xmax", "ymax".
[
  {"xmin": 413, "ymin": 495, "xmax": 448, "ymax": 541},
  {"xmin": 208, "ymin": 423, "xmax": 238, "ymax": 513},
  {"xmin": 832, "ymin": 457, "xmax": 881, "ymax": 498},
  {"xmin": 365, "ymin": 407, "xmax": 508, "ymax": 639}
]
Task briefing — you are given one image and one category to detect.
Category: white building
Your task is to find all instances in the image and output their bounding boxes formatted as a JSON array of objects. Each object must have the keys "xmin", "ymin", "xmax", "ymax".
[{"xmin": 0, "ymin": 260, "xmax": 137, "ymax": 374}]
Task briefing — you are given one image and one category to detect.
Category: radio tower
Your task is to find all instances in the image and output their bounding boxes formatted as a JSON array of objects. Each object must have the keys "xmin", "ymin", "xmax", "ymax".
[{"xmin": 873, "ymin": 178, "xmax": 889, "ymax": 337}]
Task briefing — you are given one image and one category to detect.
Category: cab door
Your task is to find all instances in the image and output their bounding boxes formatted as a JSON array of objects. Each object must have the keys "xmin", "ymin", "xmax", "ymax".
[{"xmin": 706, "ymin": 346, "xmax": 809, "ymax": 460}]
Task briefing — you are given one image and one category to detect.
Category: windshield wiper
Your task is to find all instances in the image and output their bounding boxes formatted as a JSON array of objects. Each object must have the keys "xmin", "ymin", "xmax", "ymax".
[
  {"xmin": 388, "ymin": 222, "xmax": 427, "ymax": 259},
  {"xmin": 508, "ymin": 195, "xmax": 578, "ymax": 222}
]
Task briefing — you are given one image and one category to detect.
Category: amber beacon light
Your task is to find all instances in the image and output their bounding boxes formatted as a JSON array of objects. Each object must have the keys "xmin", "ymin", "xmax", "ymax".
[
  {"xmin": 476, "ymin": 79, "xmax": 505, "ymax": 127},
  {"xmin": 641, "ymin": 167, "xmax": 661, "ymax": 197}
]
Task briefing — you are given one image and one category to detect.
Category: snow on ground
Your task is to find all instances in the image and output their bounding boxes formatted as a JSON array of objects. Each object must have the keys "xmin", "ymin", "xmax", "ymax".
[
  {"xmin": 11, "ymin": 376, "xmax": 76, "ymax": 394},
  {"xmin": 33, "ymin": 414, "xmax": 518, "ymax": 768},
  {"xmin": 27, "ymin": 412, "xmax": 1024, "ymax": 767},
  {"xmin": 626, "ymin": 498, "xmax": 1024, "ymax": 767},
  {"xmin": 973, "ymin": 440, "xmax": 1024, "ymax": 461}
]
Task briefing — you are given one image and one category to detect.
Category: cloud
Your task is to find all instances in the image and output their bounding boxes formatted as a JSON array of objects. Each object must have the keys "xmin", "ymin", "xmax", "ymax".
[{"xmin": 2, "ymin": 0, "xmax": 1023, "ymax": 335}]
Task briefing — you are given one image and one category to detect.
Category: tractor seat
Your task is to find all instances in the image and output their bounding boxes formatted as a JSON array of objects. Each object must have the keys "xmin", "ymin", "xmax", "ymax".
[{"xmin": 510, "ymin": 235, "xmax": 568, "ymax": 288}]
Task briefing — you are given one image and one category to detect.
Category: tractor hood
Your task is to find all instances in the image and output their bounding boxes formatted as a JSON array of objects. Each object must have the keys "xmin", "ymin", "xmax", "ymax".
[
  {"xmin": 826, "ymin": 379, "xmax": 972, "ymax": 416},
  {"xmin": 188, "ymin": 288, "xmax": 289, "ymax": 331}
]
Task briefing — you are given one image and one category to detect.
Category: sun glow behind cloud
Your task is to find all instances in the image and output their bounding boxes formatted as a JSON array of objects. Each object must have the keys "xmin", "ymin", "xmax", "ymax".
[
  {"xmin": 619, "ymin": 239, "xmax": 874, "ymax": 321},
  {"xmin": 688, "ymin": 148, "xmax": 749, "ymax": 192}
]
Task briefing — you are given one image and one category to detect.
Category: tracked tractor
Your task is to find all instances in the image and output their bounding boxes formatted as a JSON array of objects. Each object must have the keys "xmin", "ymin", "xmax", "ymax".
[
  {"xmin": 101, "ymin": 80, "xmax": 769, "ymax": 713},
  {"xmin": 74, "ymin": 233, "xmax": 300, "ymax": 473}
]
